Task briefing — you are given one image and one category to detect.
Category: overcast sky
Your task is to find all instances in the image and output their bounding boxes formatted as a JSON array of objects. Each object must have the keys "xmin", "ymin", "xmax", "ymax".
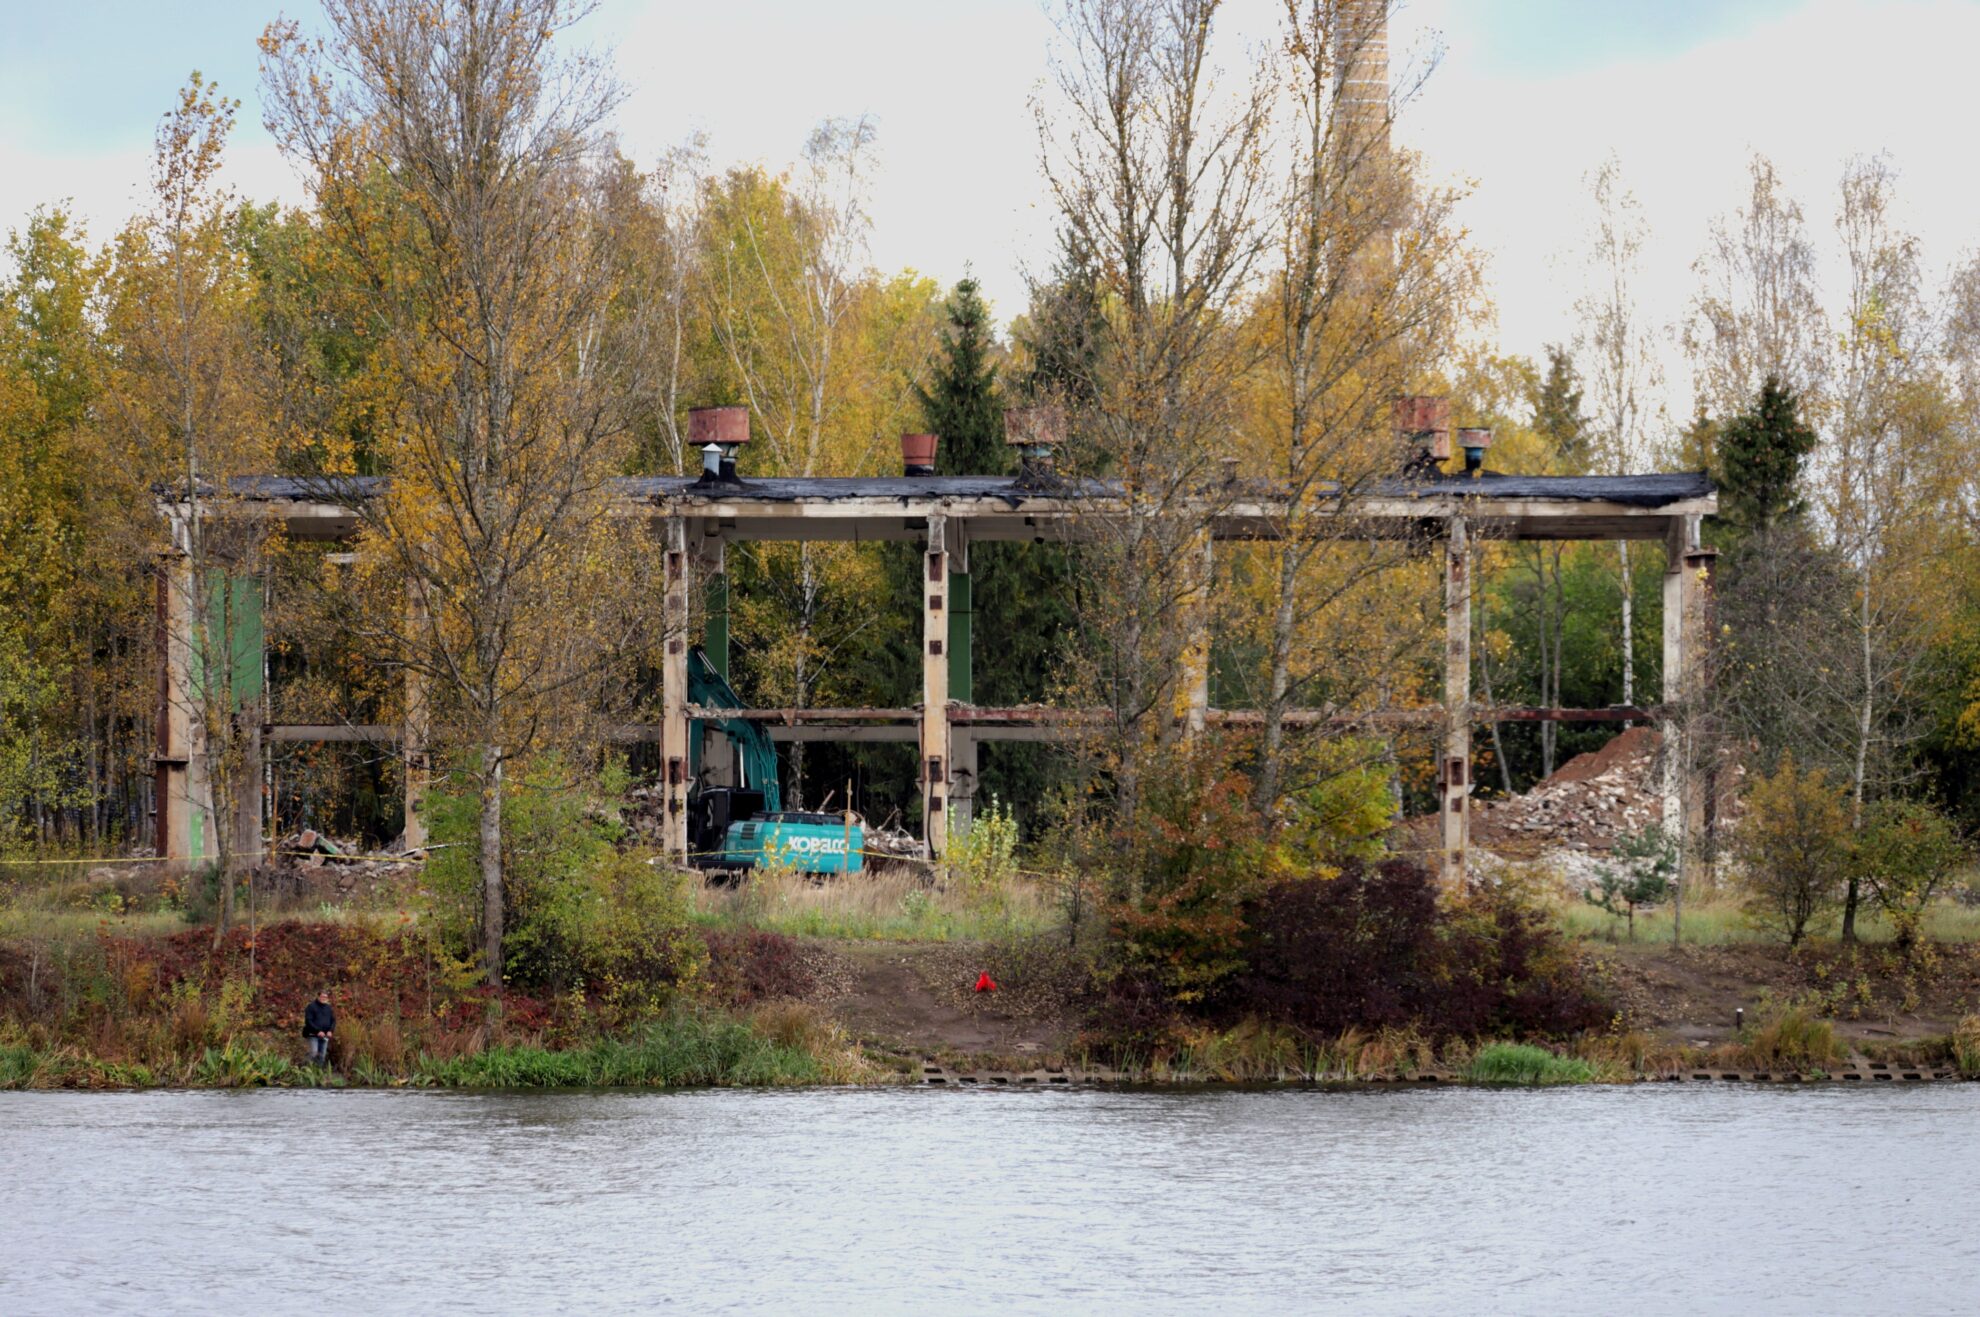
[{"xmin": 5, "ymin": 0, "xmax": 1979, "ymax": 422}]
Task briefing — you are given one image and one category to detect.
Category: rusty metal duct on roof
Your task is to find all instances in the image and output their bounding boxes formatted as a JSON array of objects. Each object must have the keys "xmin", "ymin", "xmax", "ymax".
[
  {"xmin": 1395, "ymin": 395, "xmax": 1451, "ymax": 471},
  {"xmin": 901, "ymin": 433, "xmax": 938, "ymax": 477},
  {"xmin": 1457, "ymin": 427, "xmax": 1494, "ymax": 475},
  {"xmin": 689, "ymin": 406, "xmax": 748, "ymax": 481},
  {"xmin": 1004, "ymin": 405, "xmax": 1066, "ymax": 485}
]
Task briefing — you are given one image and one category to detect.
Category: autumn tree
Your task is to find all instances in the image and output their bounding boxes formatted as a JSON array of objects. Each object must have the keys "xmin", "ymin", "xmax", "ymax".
[
  {"xmin": 1822, "ymin": 154, "xmax": 1956, "ymax": 936},
  {"xmin": 1575, "ymin": 156, "xmax": 1660, "ymax": 712},
  {"xmin": 1686, "ymin": 154, "xmax": 1827, "ymax": 432},
  {"xmin": 1235, "ymin": 0, "xmax": 1471, "ymax": 815},
  {"xmin": 700, "ymin": 131, "xmax": 938, "ymax": 806},
  {"xmin": 613, "ymin": 136, "xmax": 712, "ymax": 476},
  {"xmin": 1735, "ymin": 754, "xmax": 1849, "ymax": 947},
  {"xmin": 101, "ymin": 75, "xmax": 272, "ymax": 937},
  {"xmin": 1035, "ymin": 0, "xmax": 1273, "ymax": 831},
  {"xmin": 262, "ymin": 0, "xmax": 641, "ymax": 984}
]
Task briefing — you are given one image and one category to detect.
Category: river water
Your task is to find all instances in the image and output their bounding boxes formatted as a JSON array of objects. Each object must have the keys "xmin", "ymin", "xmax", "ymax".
[{"xmin": 2, "ymin": 1084, "xmax": 1975, "ymax": 1313}]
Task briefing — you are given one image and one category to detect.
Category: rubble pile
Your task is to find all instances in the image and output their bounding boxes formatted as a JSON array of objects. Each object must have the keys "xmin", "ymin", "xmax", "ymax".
[
  {"xmin": 623, "ymin": 784, "xmax": 668, "ymax": 847},
  {"xmin": 859, "ymin": 822, "xmax": 927, "ymax": 873},
  {"xmin": 1471, "ymin": 726, "xmax": 1665, "ymax": 854},
  {"xmin": 264, "ymin": 829, "xmax": 420, "ymax": 901}
]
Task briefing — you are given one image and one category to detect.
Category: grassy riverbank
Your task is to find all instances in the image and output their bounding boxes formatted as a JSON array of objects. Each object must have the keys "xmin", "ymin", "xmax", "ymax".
[
  {"xmin": 7, "ymin": 867, "xmax": 1980, "ymax": 1093},
  {"xmin": 5, "ymin": 998, "xmax": 1976, "ymax": 1091},
  {"xmin": 0, "ymin": 1004, "xmax": 899, "ymax": 1091}
]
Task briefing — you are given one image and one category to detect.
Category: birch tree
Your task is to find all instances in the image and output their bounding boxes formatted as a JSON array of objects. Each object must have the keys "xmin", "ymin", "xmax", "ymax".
[
  {"xmin": 1685, "ymin": 154, "xmax": 1828, "ymax": 428},
  {"xmin": 1575, "ymin": 156, "xmax": 1660, "ymax": 710},
  {"xmin": 1247, "ymin": 0, "xmax": 1468, "ymax": 813},
  {"xmin": 1824, "ymin": 155, "xmax": 1952, "ymax": 937},
  {"xmin": 262, "ymin": 0, "xmax": 636, "ymax": 984},
  {"xmin": 103, "ymin": 76, "xmax": 271, "ymax": 938},
  {"xmin": 1035, "ymin": 0, "xmax": 1272, "ymax": 828}
]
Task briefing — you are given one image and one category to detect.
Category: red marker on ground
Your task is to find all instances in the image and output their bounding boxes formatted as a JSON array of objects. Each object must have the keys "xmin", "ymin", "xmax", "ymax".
[{"xmin": 973, "ymin": 972, "xmax": 998, "ymax": 993}]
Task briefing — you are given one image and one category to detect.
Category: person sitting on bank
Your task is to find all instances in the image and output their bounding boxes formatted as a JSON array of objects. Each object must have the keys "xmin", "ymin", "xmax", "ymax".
[{"xmin": 303, "ymin": 990, "xmax": 336, "ymax": 1067}]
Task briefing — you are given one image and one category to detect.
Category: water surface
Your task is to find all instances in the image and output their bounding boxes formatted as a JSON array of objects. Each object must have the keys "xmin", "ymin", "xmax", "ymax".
[{"xmin": 3, "ymin": 1085, "xmax": 1975, "ymax": 1313}]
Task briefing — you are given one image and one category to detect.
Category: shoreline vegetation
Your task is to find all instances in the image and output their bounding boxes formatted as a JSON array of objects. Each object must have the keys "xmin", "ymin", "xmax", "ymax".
[
  {"xmin": 5, "ymin": 884, "xmax": 1979, "ymax": 1092},
  {"xmin": 7, "ymin": 774, "xmax": 1979, "ymax": 1095},
  {"xmin": 5, "ymin": 1020, "xmax": 1977, "ymax": 1092}
]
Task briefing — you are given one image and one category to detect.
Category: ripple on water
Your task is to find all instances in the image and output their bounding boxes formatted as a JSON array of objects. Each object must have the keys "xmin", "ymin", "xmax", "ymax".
[{"xmin": 2, "ymin": 1084, "xmax": 1977, "ymax": 1314}]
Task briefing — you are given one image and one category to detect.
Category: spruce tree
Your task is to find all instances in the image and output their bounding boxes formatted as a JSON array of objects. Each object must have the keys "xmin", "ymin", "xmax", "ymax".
[
  {"xmin": 912, "ymin": 278, "xmax": 1005, "ymax": 476},
  {"xmin": 1531, "ymin": 344, "xmax": 1589, "ymax": 473},
  {"xmin": 1717, "ymin": 375, "xmax": 1817, "ymax": 535},
  {"xmin": 1021, "ymin": 228, "xmax": 1106, "ymax": 416}
]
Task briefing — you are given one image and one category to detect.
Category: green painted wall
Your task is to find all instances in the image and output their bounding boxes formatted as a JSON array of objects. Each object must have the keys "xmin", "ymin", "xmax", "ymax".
[{"xmin": 947, "ymin": 569, "xmax": 973, "ymax": 703}]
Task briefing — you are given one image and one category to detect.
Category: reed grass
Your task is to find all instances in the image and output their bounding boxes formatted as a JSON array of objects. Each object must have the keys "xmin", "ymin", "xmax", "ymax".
[
  {"xmin": 1954, "ymin": 1016, "xmax": 1980, "ymax": 1078},
  {"xmin": 1466, "ymin": 1042, "xmax": 1597, "ymax": 1085},
  {"xmin": 1735, "ymin": 1005, "xmax": 1842, "ymax": 1068},
  {"xmin": 410, "ymin": 1006, "xmax": 888, "ymax": 1089}
]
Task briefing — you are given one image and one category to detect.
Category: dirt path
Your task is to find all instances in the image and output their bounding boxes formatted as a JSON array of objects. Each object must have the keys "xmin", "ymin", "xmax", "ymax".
[
  {"xmin": 812, "ymin": 941, "xmax": 1083, "ymax": 1062},
  {"xmin": 803, "ymin": 934, "xmax": 1980, "ymax": 1062},
  {"xmin": 1589, "ymin": 940, "xmax": 1980, "ymax": 1047}
]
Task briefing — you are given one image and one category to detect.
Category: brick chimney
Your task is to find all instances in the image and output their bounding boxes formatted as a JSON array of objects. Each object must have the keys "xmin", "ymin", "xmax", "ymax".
[{"xmin": 1337, "ymin": 0, "xmax": 1390, "ymax": 157}]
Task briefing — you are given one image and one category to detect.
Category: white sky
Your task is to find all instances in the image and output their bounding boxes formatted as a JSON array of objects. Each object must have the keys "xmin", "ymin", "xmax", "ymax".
[{"xmin": 5, "ymin": 0, "xmax": 1980, "ymax": 424}]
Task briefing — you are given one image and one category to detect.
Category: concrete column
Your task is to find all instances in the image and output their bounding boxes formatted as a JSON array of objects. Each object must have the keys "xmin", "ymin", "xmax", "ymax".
[
  {"xmin": 921, "ymin": 513, "xmax": 951, "ymax": 858},
  {"xmin": 1184, "ymin": 530, "xmax": 1213, "ymax": 735},
  {"xmin": 1441, "ymin": 515, "xmax": 1471, "ymax": 886},
  {"xmin": 153, "ymin": 548, "xmax": 195, "ymax": 861},
  {"xmin": 949, "ymin": 731, "xmax": 980, "ymax": 837},
  {"xmin": 402, "ymin": 576, "xmax": 431, "ymax": 853},
  {"xmin": 1662, "ymin": 514, "xmax": 1714, "ymax": 881},
  {"xmin": 662, "ymin": 515, "xmax": 692, "ymax": 859}
]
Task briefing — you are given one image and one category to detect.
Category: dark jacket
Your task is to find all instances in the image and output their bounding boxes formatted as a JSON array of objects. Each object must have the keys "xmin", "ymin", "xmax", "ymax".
[{"xmin": 303, "ymin": 1000, "xmax": 336, "ymax": 1038}]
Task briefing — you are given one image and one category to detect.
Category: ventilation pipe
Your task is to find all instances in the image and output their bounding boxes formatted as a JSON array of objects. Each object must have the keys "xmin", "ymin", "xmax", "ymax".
[
  {"xmin": 902, "ymin": 433, "xmax": 938, "ymax": 476},
  {"xmin": 689, "ymin": 406, "xmax": 748, "ymax": 483},
  {"xmin": 1005, "ymin": 405, "xmax": 1066, "ymax": 485},
  {"xmin": 1394, "ymin": 395, "xmax": 1451, "ymax": 471},
  {"xmin": 1458, "ymin": 427, "xmax": 1493, "ymax": 475}
]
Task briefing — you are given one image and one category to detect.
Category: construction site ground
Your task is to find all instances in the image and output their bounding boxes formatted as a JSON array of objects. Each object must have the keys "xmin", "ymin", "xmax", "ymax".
[{"xmin": 802, "ymin": 934, "xmax": 1980, "ymax": 1065}]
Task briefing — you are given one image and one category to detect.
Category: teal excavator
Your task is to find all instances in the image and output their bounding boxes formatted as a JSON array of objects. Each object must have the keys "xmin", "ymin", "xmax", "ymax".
[{"xmin": 685, "ymin": 646, "xmax": 863, "ymax": 873}]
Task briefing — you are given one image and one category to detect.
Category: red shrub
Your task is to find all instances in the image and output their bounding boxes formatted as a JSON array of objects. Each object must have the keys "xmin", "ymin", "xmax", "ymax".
[{"xmin": 701, "ymin": 930, "xmax": 812, "ymax": 1006}]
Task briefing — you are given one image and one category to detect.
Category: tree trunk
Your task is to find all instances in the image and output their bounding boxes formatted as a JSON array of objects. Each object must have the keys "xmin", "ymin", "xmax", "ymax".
[
  {"xmin": 1255, "ymin": 540, "xmax": 1301, "ymax": 813},
  {"xmin": 1477, "ymin": 560, "xmax": 1513, "ymax": 796},
  {"xmin": 1845, "ymin": 566, "xmax": 1873, "ymax": 943},
  {"xmin": 480, "ymin": 747, "xmax": 505, "ymax": 987}
]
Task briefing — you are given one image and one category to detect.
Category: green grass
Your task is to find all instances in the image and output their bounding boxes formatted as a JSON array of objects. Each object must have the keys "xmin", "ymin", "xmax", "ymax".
[
  {"xmin": 411, "ymin": 1012, "xmax": 838, "ymax": 1088},
  {"xmin": 0, "ymin": 907, "xmax": 194, "ymax": 940},
  {"xmin": 1466, "ymin": 1042, "xmax": 1597, "ymax": 1086},
  {"xmin": 0, "ymin": 1008, "xmax": 889, "ymax": 1090},
  {"xmin": 190, "ymin": 1040, "xmax": 309, "ymax": 1087},
  {"xmin": 1557, "ymin": 895, "xmax": 1980, "ymax": 946},
  {"xmin": 0, "ymin": 1042, "xmax": 161, "ymax": 1090},
  {"xmin": 689, "ymin": 867, "xmax": 1058, "ymax": 942}
]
